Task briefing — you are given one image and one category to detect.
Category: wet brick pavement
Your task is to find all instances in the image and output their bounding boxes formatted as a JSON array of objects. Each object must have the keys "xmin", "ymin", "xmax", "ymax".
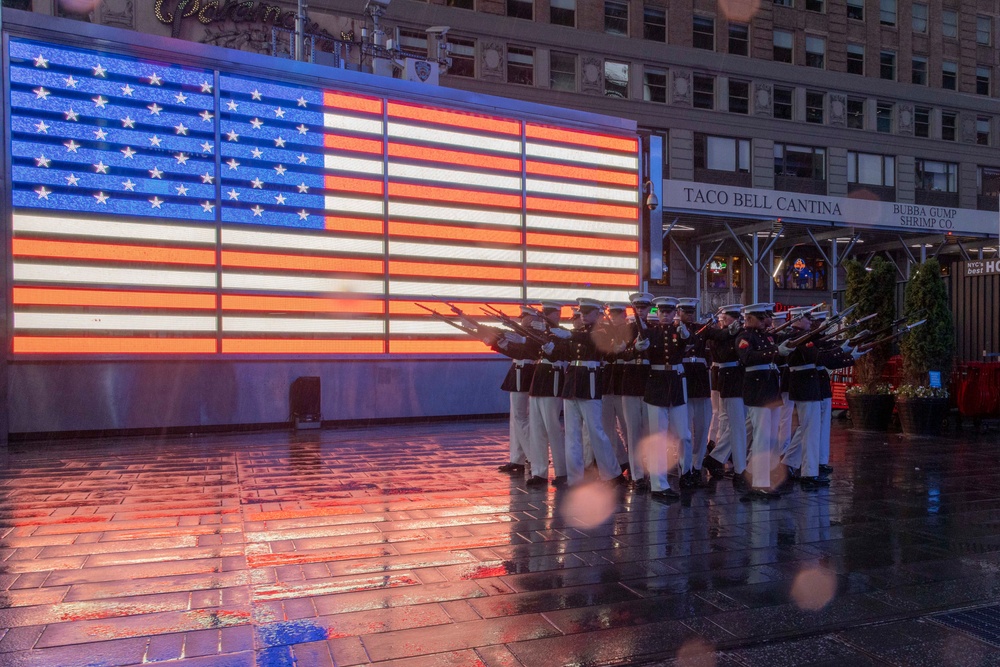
[{"xmin": 2, "ymin": 418, "xmax": 1000, "ymax": 666}]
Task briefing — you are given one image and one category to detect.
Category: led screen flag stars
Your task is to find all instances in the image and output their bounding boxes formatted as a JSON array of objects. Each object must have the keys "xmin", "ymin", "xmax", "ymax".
[{"xmin": 7, "ymin": 39, "xmax": 218, "ymax": 221}]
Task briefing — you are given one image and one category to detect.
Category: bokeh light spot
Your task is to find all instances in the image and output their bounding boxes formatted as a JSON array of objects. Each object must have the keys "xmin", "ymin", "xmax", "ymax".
[
  {"xmin": 790, "ymin": 567, "xmax": 836, "ymax": 611},
  {"xmin": 560, "ymin": 482, "xmax": 616, "ymax": 529}
]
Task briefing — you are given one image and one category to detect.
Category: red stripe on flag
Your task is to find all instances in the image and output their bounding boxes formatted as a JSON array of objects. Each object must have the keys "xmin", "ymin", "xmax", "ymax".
[
  {"xmin": 526, "ymin": 232, "xmax": 638, "ymax": 253},
  {"xmin": 389, "ymin": 183, "xmax": 521, "ymax": 209},
  {"xmin": 527, "ymin": 268, "xmax": 639, "ymax": 287},
  {"xmin": 221, "ymin": 251, "xmax": 384, "ymax": 274},
  {"xmin": 223, "ymin": 339, "xmax": 384, "ymax": 354},
  {"xmin": 14, "ymin": 337, "xmax": 216, "ymax": 354},
  {"xmin": 389, "ymin": 260, "xmax": 522, "ymax": 282},
  {"xmin": 222, "ymin": 295, "xmax": 385, "ymax": 314},
  {"xmin": 323, "ymin": 91, "xmax": 383, "ymax": 115},
  {"xmin": 526, "ymin": 196, "xmax": 638, "ymax": 220},
  {"xmin": 389, "ymin": 339, "xmax": 494, "ymax": 354},
  {"xmin": 388, "ymin": 221, "xmax": 521, "ymax": 245},
  {"xmin": 387, "ymin": 101, "xmax": 520, "ymax": 135},
  {"xmin": 12, "ymin": 239, "xmax": 216, "ymax": 266},
  {"xmin": 13, "ymin": 287, "xmax": 217, "ymax": 310},
  {"xmin": 526, "ymin": 124, "xmax": 638, "ymax": 153},
  {"xmin": 389, "ymin": 302, "xmax": 521, "ymax": 316},
  {"xmin": 323, "ymin": 134, "xmax": 384, "ymax": 155},
  {"xmin": 526, "ymin": 160, "xmax": 638, "ymax": 187},
  {"xmin": 325, "ymin": 216, "xmax": 384, "ymax": 235},
  {"xmin": 323, "ymin": 175, "xmax": 384, "ymax": 195},
  {"xmin": 389, "ymin": 142, "xmax": 521, "ymax": 171}
]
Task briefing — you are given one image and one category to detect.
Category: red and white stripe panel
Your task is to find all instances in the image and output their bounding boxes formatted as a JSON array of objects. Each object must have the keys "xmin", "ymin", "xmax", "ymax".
[{"xmin": 10, "ymin": 212, "xmax": 219, "ymax": 354}]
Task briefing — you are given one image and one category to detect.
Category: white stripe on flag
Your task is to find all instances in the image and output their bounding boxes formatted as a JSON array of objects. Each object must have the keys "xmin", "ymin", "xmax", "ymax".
[
  {"xmin": 527, "ymin": 286, "xmax": 633, "ymax": 301},
  {"xmin": 526, "ymin": 214, "xmax": 638, "ymax": 237},
  {"xmin": 527, "ymin": 250, "xmax": 637, "ymax": 270},
  {"xmin": 389, "ymin": 241, "xmax": 522, "ymax": 263},
  {"xmin": 324, "ymin": 196, "xmax": 384, "ymax": 215},
  {"xmin": 526, "ymin": 178, "xmax": 638, "ymax": 204},
  {"xmin": 322, "ymin": 155, "xmax": 385, "ymax": 176},
  {"xmin": 14, "ymin": 311, "xmax": 217, "ymax": 331},
  {"xmin": 388, "ymin": 281, "xmax": 522, "ymax": 299},
  {"xmin": 222, "ymin": 317, "xmax": 386, "ymax": 334},
  {"xmin": 13, "ymin": 263, "xmax": 217, "ymax": 288},
  {"xmin": 387, "ymin": 122, "xmax": 521, "ymax": 154},
  {"xmin": 222, "ymin": 228, "xmax": 384, "ymax": 255},
  {"xmin": 13, "ymin": 213, "xmax": 216, "ymax": 244},
  {"xmin": 388, "ymin": 162, "xmax": 521, "ymax": 191},
  {"xmin": 526, "ymin": 142, "xmax": 638, "ymax": 170},
  {"xmin": 323, "ymin": 113, "xmax": 384, "ymax": 135},
  {"xmin": 222, "ymin": 273, "xmax": 384, "ymax": 294},
  {"xmin": 389, "ymin": 320, "xmax": 470, "ymax": 335},
  {"xmin": 389, "ymin": 202, "xmax": 521, "ymax": 226}
]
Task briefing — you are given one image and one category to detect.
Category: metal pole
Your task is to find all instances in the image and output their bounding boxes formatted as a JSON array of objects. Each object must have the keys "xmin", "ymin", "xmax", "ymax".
[
  {"xmin": 768, "ymin": 248, "xmax": 774, "ymax": 305},
  {"xmin": 752, "ymin": 233, "xmax": 759, "ymax": 304},
  {"xmin": 830, "ymin": 238, "xmax": 838, "ymax": 314},
  {"xmin": 295, "ymin": 0, "xmax": 305, "ymax": 61},
  {"xmin": 695, "ymin": 244, "xmax": 701, "ymax": 318},
  {"xmin": 920, "ymin": 243, "xmax": 927, "ymax": 264}
]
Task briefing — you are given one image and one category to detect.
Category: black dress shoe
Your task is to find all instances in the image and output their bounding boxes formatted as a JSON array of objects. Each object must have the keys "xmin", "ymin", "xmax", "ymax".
[
  {"xmin": 552, "ymin": 475, "xmax": 568, "ymax": 488},
  {"xmin": 692, "ymin": 469, "xmax": 709, "ymax": 488},
  {"xmin": 651, "ymin": 488, "xmax": 680, "ymax": 500},
  {"xmin": 497, "ymin": 463, "xmax": 526, "ymax": 473},
  {"xmin": 633, "ymin": 478, "xmax": 650, "ymax": 492},
  {"xmin": 800, "ymin": 476, "xmax": 831, "ymax": 490},
  {"xmin": 818, "ymin": 464, "xmax": 834, "ymax": 475},
  {"xmin": 608, "ymin": 474, "xmax": 629, "ymax": 487},
  {"xmin": 526, "ymin": 475, "xmax": 548, "ymax": 487},
  {"xmin": 702, "ymin": 455, "xmax": 725, "ymax": 479}
]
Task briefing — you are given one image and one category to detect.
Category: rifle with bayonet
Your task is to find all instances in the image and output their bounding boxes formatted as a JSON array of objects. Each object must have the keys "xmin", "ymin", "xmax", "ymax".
[
  {"xmin": 414, "ymin": 302, "xmax": 492, "ymax": 338},
  {"xmin": 632, "ymin": 305, "xmax": 650, "ymax": 340},
  {"xmin": 481, "ymin": 303, "xmax": 550, "ymax": 344},
  {"xmin": 769, "ymin": 303, "xmax": 825, "ymax": 335},
  {"xmin": 694, "ymin": 313, "xmax": 719, "ymax": 336},
  {"xmin": 784, "ymin": 303, "xmax": 859, "ymax": 348},
  {"xmin": 848, "ymin": 309, "xmax": 927, "ymax": 348},
  {"xmin": 857, "ymin": 318, "xmax": 927, "ymax": 353}
]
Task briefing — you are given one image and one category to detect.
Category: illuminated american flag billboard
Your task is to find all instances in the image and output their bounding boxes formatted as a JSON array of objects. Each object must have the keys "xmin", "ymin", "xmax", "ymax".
[{"xmin": 7, "ymin": 38, "xmax": 641, "ymax": 356}]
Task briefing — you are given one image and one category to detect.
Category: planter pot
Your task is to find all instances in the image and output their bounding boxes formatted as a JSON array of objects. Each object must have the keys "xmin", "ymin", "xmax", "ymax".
[
  {"xmin": 847, "ymin": 393, "xmax": 896, "ymax": 431},
  {"xmin": 896, "ymin": 397, "xmax": 949, "ymax": 437}
]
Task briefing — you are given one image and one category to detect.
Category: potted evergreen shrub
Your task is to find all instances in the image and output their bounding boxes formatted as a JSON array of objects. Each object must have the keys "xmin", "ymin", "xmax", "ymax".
[
  {"xmin": 842, "ymin": 256, "xmax": 897, "ymax": 430},
  {"xmin": 895, "ymin": 258, "xmax": 954, "ymax": 437}
]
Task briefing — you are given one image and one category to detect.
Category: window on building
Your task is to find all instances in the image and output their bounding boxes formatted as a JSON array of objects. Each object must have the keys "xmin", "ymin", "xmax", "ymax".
[
  {"xmin": 604, "ymin": 0, "xmax": 628, "ymax": 35},
  {"xmin": 978, "ymin": 16, "xmax": 992, "ymax": 45},
  {"xmin": 706, "ymin": 256, "xmax": 744, "ymax": 289},
  {"xmin": 728, "ymin": 80, "xmax": 749, "ymax": 113},
  {"xmin": 914, "ymin": 107, "xmax": 930, "ymax": 137},
  {"xmin": 774, "ymin": 249, "xmax": 827, "ymax": 290},
  {"xmin": 847, "ymin": 0, "xmax": 863, "ymax": 20},
  {"xmin": 550, "ymin": 51, "xmax": 576, "ymax": 91},
  {"xmin": 847, "ymin": 98, "xmax": 865, "ymax": 129},
  {"xmin": 507, "ymin": 45, "xmax": 534, "ymax": 85},
  {"xmin": 773, "ymin": 0, "xmax": 792, "ymax": 6},
  {"xmin": 729, "ymin": 23, "xmax": 749, "ymax": 55},
  {"xmin": 848, "ymin": 152, "xmax": 895, "ymax": 186},
  {"xmin": 847, "ymin": 43, "xmax": 864, "ymax": 75},
  {"xmin": 506, "ymin": 0, "xmax": 532, "ymax": 20},
  {"xmin": 448, "ymin": 0, "xmax": 474, "ymax": 8},
  {"xmin": 977, "ymin": 117, "xmax": 991, "ymax": 146},
  {"xmin": 550, "ymin": 0, "xmax": 575, "ymax": 27},
  {"xmin": 604, "ymin": 60, "xmax": 629, "ymax": 98},
  {"xmin": 879, "ymin": 0, "xmax": 895, "ymax": 25},
  {"xmin": 916, "ymin": 160, "xmax": 957, "ymax": 192},
  {"xmin": 876, "ymin": 101, "xmax": 893, "ymax": 133},
  {"xmin": 399, "ymin": 29, "xmax": 428, "ymax": 57},
  {"xmin": 643, "ymin": 67, "xmax": 667, "ymax": 103},
  {"xmin": 880, "ymin": 51, "xmax": 896, "ymax": 80},
  {"xmin": 693, "ymin": 16, "xmax": 715, "ymax": 50},
  {"xmin": 693, "ymin": 73, "xmax": 715, "ymax": 109},
  {"xmin": 977, "ymin": 67, "xmax": 991, "ymax": 96},
  {"xmin": 912, "ymin": 3, "xmax": 927, "ymax": 32},
  {"xmin": 695, "ymin": 135, "xmax": 751, "ymax": 172},
  {"xmin": 912, "ymin": 56, "xmax": 927, "ymax": 85},
  {"xmin": 805, "ymin": 90, "xmax": 824, "ymax": 123},
  {"xmin": 448, "ymin": 37, "xmax": 476, "ymax": 77},
  {"xmin": 805, "ymin": 36, "xmax": 825, "ymax": 68},
  {"xmin": 942, "ymin": 10, "xmax": 957, "ymax": 38},
  {"xmin": 978, "ymin": 166, "xmax": 1000, "ymax": 197},
  {"xmin": 941, "ymin": 111, "xmax": 956, "ymax": 141},
  {"xmin": 773, "ymin": 30, "xmax": 793, "ymax": 63},
  {"xmin": 774, "ymin": 143, "xmax": 826, "ymax": 179},
  {"xmin": 805, "ymin": 0, "xmax": 822, "ymax": 12},
  {"xmin": 942, "ymin": 61, "xmax": 957, "ymax": 90},
  {"xmin": 774, "ymin": 87, "xmax": 793, "ymax": 119},
  {"xmin": 643, "ymin": 6, "xmax": 666, "ymax": 41}
]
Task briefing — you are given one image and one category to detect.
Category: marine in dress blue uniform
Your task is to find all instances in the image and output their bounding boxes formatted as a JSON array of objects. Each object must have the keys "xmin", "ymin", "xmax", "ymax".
[
  {"xmin": 701, "ymin": 304, "xmax": 746, "ymax": 485},
  {"xmin": 525, "ymin": 301, "xmax": 571, "ymax": 487},
  {"xmin": 678, "ymin": 298, "xmax": 711, "ymax": 488},
  {"xmin": 619, "ymin": 292, "xmax": 654, "ymax": 490},
  {"xmin": 737, "ymin": 303, "xmax": 783, "ymax": 499}
]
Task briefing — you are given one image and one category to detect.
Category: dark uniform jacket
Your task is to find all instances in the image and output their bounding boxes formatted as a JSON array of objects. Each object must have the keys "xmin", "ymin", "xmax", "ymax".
[
  {"xmin": 527, "ymin": 327, "xmax": 568, "ymax": 398},
  {"xmin": 736, "ymin": 327, "xmax": 781, "ymax": 408},
  {"xmin": 619, "ymin": 319, "xmax": 651, "ymax": 397},
  {"xmin": 643, "ymin": 322, "xmax": 688, "ymax": 408},
  {"xmin": 602, "ymin": 318, "xmax": 630, "ymax": 395},
  {"xmin": 682, "ymin": 328, "xmax": 711, "ymax": 400},
  {"xmin": 557, "ymin": 323, "xmax": 614, "ymax": 400},
  {"xmin": 705, "ymin": 325, "xmax": 743, "ymax": 399},
  {"xmin": 492, "ymin": 336, "xmax": 541, "ymax": 393}
]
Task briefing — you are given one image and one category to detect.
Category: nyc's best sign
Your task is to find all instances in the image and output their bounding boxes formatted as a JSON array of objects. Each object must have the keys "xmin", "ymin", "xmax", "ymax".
[
  {"xmin": 664, "ymin": 180, "xmax": 997, "ymax": 236},
  {"xmin": 965, "ymin": 260, "xmax": 1000, "ymax": 277}
]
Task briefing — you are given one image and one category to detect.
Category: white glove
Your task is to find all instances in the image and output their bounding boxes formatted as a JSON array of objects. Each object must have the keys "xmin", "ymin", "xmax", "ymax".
[
  {"xmin": 676, "ymin": 323, "xmax": 689, "ymax": 339},
  {"xmin": 504, "ymin": 332, "xmax": 526, "ymax": 345},
  {"xmin": 496, "ymin": 338, "xmax": 509, "ymax": 349},
  {"xmin": 777, "ymin": 341, "xmax": 793, "ymax": 357},
  {"xmin": 530, "ymin": 320, "xmax": 547, "ymax": 332},
  {"xmin": 541, "ymin": 342, "xmax": 555, "ymax": 355},
  {"xmin": 728, "ymin": 321, "xmax": 741, "ymax": 335},
  {"xmin": 550, "ymin": 327, "xmax": 572, "ymax": 339},
  {"xmin": 634, "ymin": 338, "xmax": 650, "ymax": 352},
  {"xmin": 841, "ymin": 340, "xmax": 852, "ymax": 352},
  {"xmin": 614, "ymin": 341, "xmax": 627, "ymax": 354},
  {"xmin": 851, "ymin": 347, "xmax": 868, "ymax": 360}
]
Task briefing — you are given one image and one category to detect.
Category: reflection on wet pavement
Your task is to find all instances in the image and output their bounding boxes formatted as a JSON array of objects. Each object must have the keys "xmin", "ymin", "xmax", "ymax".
[{"xmin": 2, "ymin": 420, "xmax": 1000, "ymax": 665}]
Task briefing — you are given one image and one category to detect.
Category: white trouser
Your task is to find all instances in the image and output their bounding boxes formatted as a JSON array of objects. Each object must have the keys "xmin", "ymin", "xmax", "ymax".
[
  {"xmin": 748, "ymin": 405, "xmax": 781, "ymax": 489},
  {"xmin": 619, "ymin": 395, "xmax": 647, "ymax": 481},
  {"xmin": 602, "ymin": 393, "xmax": 629, "ymax": 465},
  {"xmin": 687, "ymin": 397, "xmax": 712, "ymax": 472},
  {"xmin": 708, "ymin": 397, "xmax": 747, "ymax": 473},
  {"xmin": 645, "ymin": 402, "xmax": 691, "ymax": 490},
  {"xmin": 508, "ymin": 392, "xmax": 531, "ymax": 465},
  {"xmin": 528, "ymin": 396, "xmax": 566, "ymax": 479},
  {"xmin": 819, "ymin": 397, "xmax": 832, "ymax": 465},
  {"xmin": 778, "ymin": 392, "xmax": 793, "ymax": 455},
  {"xmin": 708, "ymin": 390, "xmax": 722, "ymax": 443},
  {"xmin": 787, "ymin": 400, "xmax": 822, "ymax": 477},
  {"xmin": 564, "ymin": 398, "xmax": 620, "ymax": 486}
]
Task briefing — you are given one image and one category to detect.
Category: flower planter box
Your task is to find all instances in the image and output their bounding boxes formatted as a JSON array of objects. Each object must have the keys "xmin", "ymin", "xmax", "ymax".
[
  {"xmin": 897, "ymin": 397, "xmax": 949, "ymax": 437},
  {"xmin": 847, "ymin": 393, "xmax": 896, "ymax": 431}
]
